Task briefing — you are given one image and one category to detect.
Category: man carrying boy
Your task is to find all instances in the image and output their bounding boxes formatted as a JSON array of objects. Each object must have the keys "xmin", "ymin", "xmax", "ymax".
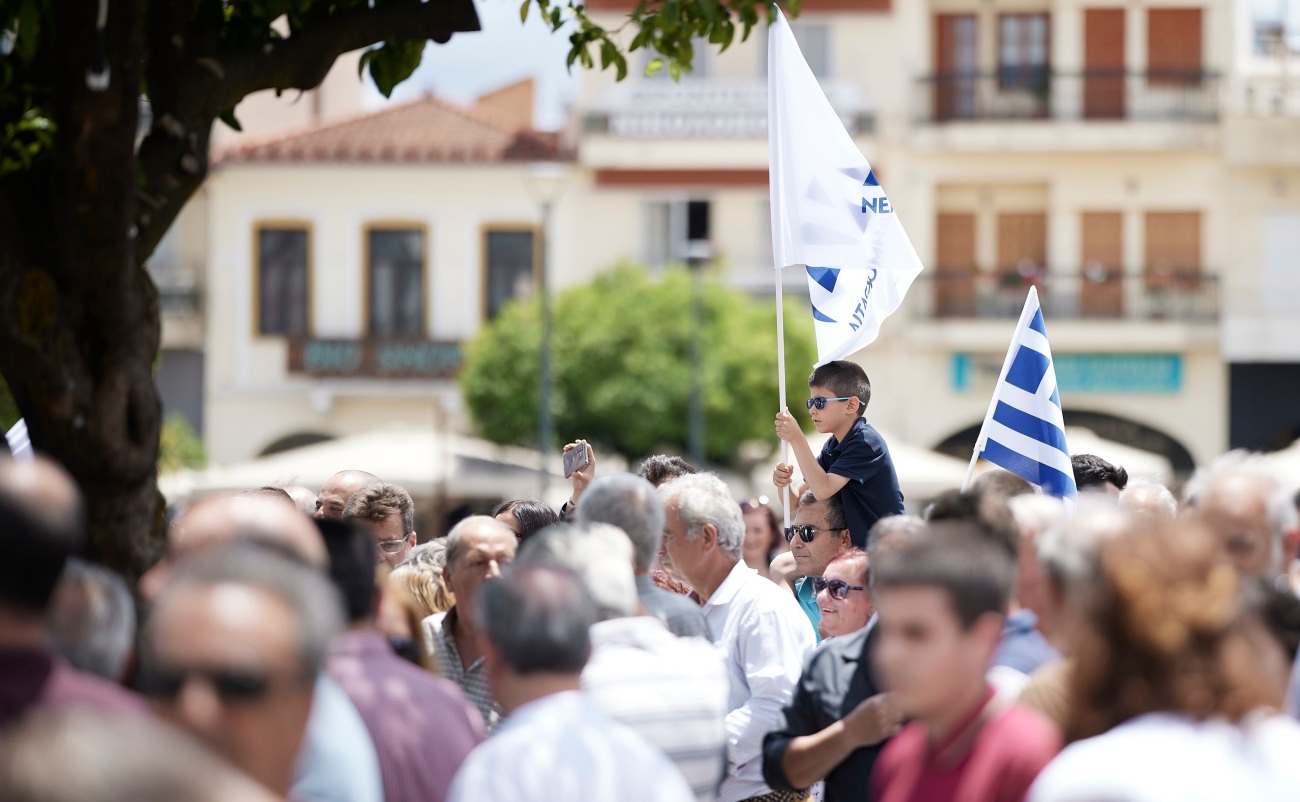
[
  {"xmin": 870, "ymin": 523, "xmax": 1061, "ymax": 802},
  {"xmin": 774, "ymin": 360, "xmax": 904, "ymax": 548}
]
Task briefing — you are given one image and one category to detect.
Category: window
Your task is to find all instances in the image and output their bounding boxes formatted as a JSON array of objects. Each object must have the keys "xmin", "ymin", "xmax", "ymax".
[
  {"xmin": 366, "ymin": 226, "xmax": 425, "ymax": 337},
  {"xmin": 934, "ymin": 14, "xmax": 978, "ymax": 120},
  {"xmin": 997, "ymin": 212, "xmax": 1047, "ymax": 277},
  {"xmin": 484, "ymin": 227, "xmax": 537, "ymax": 320},
  {"xmin": 999, "ymin": 13, "xmax": 1050, "ymax": 89},
  {"xmin": 1147, "ymin": 8, "xmax": 1202, "ymax": 85},
  {"xmin": 255, "ymin": 225, "xmax": 310, "ymax": 337},
  {"xmin": 645, "ymin": 199, "xmax": 712, "ymax": 268}
]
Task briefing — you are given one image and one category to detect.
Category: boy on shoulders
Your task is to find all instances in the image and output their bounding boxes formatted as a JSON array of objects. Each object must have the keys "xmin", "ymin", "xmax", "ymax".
[{"xmin": 774, "ymin": 360, "xmax": 904, "ymax": 548}]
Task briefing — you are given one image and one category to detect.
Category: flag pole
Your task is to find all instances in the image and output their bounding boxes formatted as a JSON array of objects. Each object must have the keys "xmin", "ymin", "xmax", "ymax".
[
  {"xmin": 961, "ymin": 286, "xmax": 1040, "ymax": 492},
  {"xmin": 775, "ymin": 268, "xmax": 791, "ymax": 528}
]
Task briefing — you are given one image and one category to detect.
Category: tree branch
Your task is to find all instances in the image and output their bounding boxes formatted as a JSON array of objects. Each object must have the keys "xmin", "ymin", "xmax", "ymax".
[{"xmin": 216, "ymin": 0, "xmax": 481, "ymax": 111}]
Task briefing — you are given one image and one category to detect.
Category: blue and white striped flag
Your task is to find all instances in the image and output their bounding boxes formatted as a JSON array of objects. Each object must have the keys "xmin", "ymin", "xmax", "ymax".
[{"xmin": 969, "ymin": 287, "xmax": 1077, "ymax": 501}]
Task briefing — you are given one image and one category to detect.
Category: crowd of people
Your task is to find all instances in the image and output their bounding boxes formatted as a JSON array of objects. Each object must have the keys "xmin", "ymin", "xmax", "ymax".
[{"xmin": 5, "ymin": 359, "xmax": 1300, "ymax": 801}]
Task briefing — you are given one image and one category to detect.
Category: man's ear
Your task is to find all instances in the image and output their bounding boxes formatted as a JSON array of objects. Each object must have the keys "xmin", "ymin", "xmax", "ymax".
[
  {"xmin": 700, "ymin": 523, "xmax": 718, "ymax": 549},
  {"xmin": 1286, "ymin": 527, "xmax": 1300, "ymax": 560},
  {"xmin": 406, "ymin": 531, "xmax": 418, "ymax": 547}
]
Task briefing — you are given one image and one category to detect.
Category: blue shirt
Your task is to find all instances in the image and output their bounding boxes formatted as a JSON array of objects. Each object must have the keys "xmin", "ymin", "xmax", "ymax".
[
  {"xmin": 816, "ymin": 418, "xmax": 905, "ymax": 547},
  {"xmin": 293, "ymin": 675, "xmax": 385, "ymax": 802},
  {"xmin": 992, "ymin": 609, "xmax": 1060, "ymax": 675},
  {"xmin": 794, "ymin": 576, "xmax": 822, "ymax": 642}
]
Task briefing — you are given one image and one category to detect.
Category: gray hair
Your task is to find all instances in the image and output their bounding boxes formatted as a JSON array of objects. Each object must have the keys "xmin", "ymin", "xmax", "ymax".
[
  {"xmin": 45, "ymin": 560, "xmax": 136, "ymax": 680},
  {"xmin": 152, "ymin": 543, "xmax": 343, "ymax": 675},
  {"xmin": 1118, "ymin": 478, "xmax": 1178, "ymax": 520},
  {"xmin": 477, "ymin": 564, "xmax": 594, "ymax": 674},
  {"xmin": 1007, "ymin": 494, "xmax": 1066, "ymax": 539},
  {"xmin": 1184, "ymin": 451, "xmax": 1299, "ymax": 573},
  {"xmin": 575, "ymin": 474, "xmax": 664, "ymax": 573},
  {"xmin": 658, "ymin": 473, "xmax": 745, "ymax": 561},
  {"xmin": 516, "ymin": 523, "xmax": 639, "ymax": 620},
  {"xmin": 444, "ymin": 515, "xmax": 512, "ymax": 568},
  {"xmin": 401, "ymin": 539, "xmax": 448, "ymax": 571},
  {"xmin": 1036, "ymin": 505, "xmax": 1131, "ymax": 599}
]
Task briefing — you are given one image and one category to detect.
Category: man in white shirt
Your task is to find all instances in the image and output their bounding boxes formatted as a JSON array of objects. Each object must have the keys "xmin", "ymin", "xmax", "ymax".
[
  {"xmin": 516, "ymin": 522, "xmax": 730, "ymax": 802},
  {"xmin": 447, "ymin": 563, "xmax": 694, "ymax": 802},
  {"xmin": 659, "ymin": 474, "xmax": 817, "ymax": 802}
]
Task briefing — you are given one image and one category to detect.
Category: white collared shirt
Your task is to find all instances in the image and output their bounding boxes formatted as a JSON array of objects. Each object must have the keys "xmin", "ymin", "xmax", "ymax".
[
  {"xmin": 448, "ymin": 690, "xmax": 694, "ymax": 802},
  {"xmin": 702, "ymin": 560, "xmax": 816, "ymax": 802}
]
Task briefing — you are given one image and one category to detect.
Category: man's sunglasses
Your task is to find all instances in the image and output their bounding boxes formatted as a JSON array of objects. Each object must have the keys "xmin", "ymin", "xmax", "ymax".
[
  {"xmin": 810, "ymin": 576, "xmax": 866, "ymax": 600},
  {"xmin": 783, "ymin": 524, "xmax": 844, "ymax": 543},
  {"xmin": 806, "ymin": 396, "xmax": 852, "ymax": 411},
  {"xmin": 143, "ymin": 665, "xmax": 300, "ymax": 703}
]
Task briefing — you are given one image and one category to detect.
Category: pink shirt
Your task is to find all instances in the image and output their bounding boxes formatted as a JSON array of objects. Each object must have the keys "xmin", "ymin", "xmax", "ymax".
[{"xmin": 873, "ymin": 691, "xmax": 1061, "ymax": 802}]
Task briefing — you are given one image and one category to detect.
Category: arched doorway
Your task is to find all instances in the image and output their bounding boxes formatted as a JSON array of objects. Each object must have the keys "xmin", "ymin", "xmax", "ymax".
[{"xmin": 934, "ymin": 409, "xmax": 1197, "ymax": 477}]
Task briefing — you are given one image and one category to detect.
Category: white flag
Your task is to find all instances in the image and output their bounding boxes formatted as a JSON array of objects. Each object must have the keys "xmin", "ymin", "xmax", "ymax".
[
  {"xmin": 5, "ymin": 418, "xmax": 32, "ymax": 461},
  {"xmin": 768, "ymin": 10, "xmax": 923, "ymax": 364}
]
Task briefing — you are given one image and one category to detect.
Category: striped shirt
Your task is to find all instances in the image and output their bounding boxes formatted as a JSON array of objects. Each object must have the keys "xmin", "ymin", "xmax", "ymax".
[
  {"xmin": 583, "ymin": 616, "xmax": 730, "ymax": 802},
  {"xmin": 448, "ymin": 690, "xmax": 695, "ymax": 802},
  {"xmin": 422, "ymin": 608, "xmax": 500, "ymax": 731}
]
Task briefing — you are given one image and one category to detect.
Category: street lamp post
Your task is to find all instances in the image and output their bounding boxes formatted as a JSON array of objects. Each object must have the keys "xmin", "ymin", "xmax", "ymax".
[{"xmin": 527, "ymin": 163, "xmax": 569, "ymax": 497}]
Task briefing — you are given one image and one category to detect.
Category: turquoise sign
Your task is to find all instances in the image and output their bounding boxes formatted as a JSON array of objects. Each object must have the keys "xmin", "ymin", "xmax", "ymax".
[{"xmin": 952, "ymin": 353, "xmax": 1182, "ymax": 395}]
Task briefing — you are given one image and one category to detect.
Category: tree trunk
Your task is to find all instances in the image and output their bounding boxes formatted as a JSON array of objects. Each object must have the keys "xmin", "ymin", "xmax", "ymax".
[{"xmin": 0, "ymin": 0, "xmax": 164, "ymax": 583}]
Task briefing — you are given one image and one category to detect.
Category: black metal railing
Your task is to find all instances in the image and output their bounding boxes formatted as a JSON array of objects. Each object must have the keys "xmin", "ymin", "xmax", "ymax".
[
  {"xmin": 914, "ymin": 270, "xmax": 1219, "ymax": 321},
  {"xmin": 915, "ymin": 70, "xmax": 1221, "ymax": 123}
]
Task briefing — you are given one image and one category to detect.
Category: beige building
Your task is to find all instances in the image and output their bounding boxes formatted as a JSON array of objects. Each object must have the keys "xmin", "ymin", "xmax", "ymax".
[{"xmin": 160, "ymin": 0, "xmax": 1300, "ymax": 489}]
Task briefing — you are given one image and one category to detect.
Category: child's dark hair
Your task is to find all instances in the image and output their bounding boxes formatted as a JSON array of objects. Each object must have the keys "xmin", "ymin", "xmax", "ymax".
[{"xmin": 808, "ymin": 360, "xmax": 871, "ymax": 417}]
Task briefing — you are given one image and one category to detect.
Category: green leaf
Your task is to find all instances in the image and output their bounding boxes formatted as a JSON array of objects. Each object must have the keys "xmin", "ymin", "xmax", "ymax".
[
  {"xmin": 365, "ymin": 40, "xmax": 425, "ymax": 98},
  {"xmin": 218, "ymin": 108, "xmax": 243, "ymax": 132},
  {"xmin": 519, "ymin": 0, "xmax": 530, "ymax": 24},
  {"xmin": 599, "ymin": 40, "xmax": 616, "ymax": 70},
  {"xmin": 668, "ymin": 58, "xmax": 681, "ymax": 81},
  {"xmin": 644, "ymin": 58, "xmax": 664, "ymax": 77}
]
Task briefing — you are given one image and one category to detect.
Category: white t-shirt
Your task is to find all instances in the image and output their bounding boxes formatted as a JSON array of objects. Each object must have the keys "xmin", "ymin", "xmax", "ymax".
[{"xmin": 1029, "ymin": 712, "xmax": 1300, "ymax": 802}]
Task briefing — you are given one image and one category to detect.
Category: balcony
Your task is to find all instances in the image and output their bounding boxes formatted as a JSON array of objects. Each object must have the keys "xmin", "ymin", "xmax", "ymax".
[
  {"xmin": 583, "ymin": 79, "xmax": 873, "ymax": 139},
  {"xmin": 287, "ymin": 338, "xmax": 462, "ymax": 380},
  {"xmin": 914, "ymin": 70, "xmax": 1221, "ymax": 125},
  {"xmin": 913, "ymin": 270, "xmax": 1219, "ymax": 322}
]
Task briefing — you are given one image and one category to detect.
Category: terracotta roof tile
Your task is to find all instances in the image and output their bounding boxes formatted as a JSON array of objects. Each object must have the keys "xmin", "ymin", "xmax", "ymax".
[{"xmin": 217, "ymin": 95, "xmax": 567, "ymax": 165}]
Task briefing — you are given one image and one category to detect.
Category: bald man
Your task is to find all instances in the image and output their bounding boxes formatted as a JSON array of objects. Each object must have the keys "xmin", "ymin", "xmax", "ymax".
[
  {"xmin": 0, "ymin": 455, "xmax": 146, "ymax": 728},
  {"xmin": 316, "ymin": 471, "xmax": 380, "ymax": 520},
  {"xmin": 138, "ymin": 491, "xmax": 383, "ymax": 802},
  {"xmin": 139, "ymin": 492, "xmax": 328, "ymax": 601}
]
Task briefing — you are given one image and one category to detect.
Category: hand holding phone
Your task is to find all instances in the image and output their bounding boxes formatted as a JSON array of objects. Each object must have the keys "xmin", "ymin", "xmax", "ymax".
[{"xmin": 563, "ymin": 441, "xmax": 590, "ymax": 478}]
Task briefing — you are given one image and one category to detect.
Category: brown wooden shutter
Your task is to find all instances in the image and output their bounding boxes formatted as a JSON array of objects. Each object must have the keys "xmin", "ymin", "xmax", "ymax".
[
  {"xmin": 935, "ymin": 212, "xmax": 976, "ymax": 317},
  {"xmin": 1147, "ymin": 8, "xmax": 1202, "ymax": 85},
  {"xmin": 1081, "ymin": 212, "xmax": 1123, "ymax": 317},
  {"xmin": 1084, "ymin": 8, "xmax": 1126, "ymax": 118},
  {"xmin": 1144, "ymin": 211, "xmax": 1201, "ymax": 291}
]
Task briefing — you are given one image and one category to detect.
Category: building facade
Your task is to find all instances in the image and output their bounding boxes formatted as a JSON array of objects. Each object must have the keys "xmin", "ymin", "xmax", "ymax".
[{"xmin": 172, "ymin": 0, "xmax": 1300, "ymax": 478}]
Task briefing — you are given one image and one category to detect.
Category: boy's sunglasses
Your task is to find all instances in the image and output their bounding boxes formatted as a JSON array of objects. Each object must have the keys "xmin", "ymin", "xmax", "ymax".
[
  {"xmin": 810, "ymin": 576, "xmax": 866, "ymax": 600},
  {"xmin": 783, "ymin": 524, "xmax": 844, "ymax": 543},
  {"xmin": 806, "ymin": 396, "xmax": 852, "ymax": 411}
]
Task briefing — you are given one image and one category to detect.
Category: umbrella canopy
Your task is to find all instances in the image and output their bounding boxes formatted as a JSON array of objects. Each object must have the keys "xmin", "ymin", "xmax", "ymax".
[{"xmin": 160, "ymin": 426, "xmax": 585, "ymax": 509}]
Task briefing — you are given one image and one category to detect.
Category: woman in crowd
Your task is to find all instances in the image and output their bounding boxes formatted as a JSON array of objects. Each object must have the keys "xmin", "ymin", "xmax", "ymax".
[
  {"xmin": 1029, "ymin": 518, "xmax": 1300, "ymax": 800},
  {"xmin": 740, "ymin": 497, "xmax": 785, "ymax": 575},
  {"xmin": 492, "ymin": 499, "xmax": 560, "ymax": 543}
]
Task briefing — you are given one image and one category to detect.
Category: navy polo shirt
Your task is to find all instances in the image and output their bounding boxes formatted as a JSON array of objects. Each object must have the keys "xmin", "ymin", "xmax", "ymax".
[{"xmin": 816, "ymin": 417, "xmax": 904, "ymax": 547}]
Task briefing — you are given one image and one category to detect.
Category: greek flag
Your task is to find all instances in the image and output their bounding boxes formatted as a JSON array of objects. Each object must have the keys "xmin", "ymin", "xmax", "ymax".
[
  {"xmin": 768, "ymin": 9, "xmax": 923, "ymax": 364},
  {"xmin": 970, "ymin": 287, "xmax": 1077, "ymax": 501}
]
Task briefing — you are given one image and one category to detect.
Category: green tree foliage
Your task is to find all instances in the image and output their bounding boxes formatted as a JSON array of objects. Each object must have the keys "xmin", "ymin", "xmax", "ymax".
[
  {"xmin": 461, "ymin": 264, "xmax": 816, "ymax": 465},
  {"xmin": 157, "ymin": 415, "xmax": 207, "ymax": 475}
]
